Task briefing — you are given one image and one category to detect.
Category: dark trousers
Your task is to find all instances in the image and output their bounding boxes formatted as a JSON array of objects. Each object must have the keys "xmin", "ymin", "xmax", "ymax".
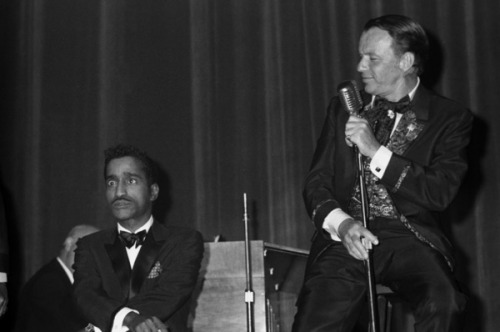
[{"xmin": 292, "ymin": 219, "xmax": 467, "ymax": 332}]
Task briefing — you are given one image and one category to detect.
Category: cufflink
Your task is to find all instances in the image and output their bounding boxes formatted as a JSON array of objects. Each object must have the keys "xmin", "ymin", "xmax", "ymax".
[
  {"xmin": 85, "ymin": 323, "xmax": 95, "ymax": 332},
  {"xmin": 375, "ymin": 167, "xmax": 381, "ymax": 172}
]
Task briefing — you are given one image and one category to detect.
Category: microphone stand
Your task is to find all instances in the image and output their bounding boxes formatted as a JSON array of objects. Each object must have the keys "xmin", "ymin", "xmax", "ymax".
[
  {"xmin": 355, "ymin": 146, "xmax": 380, "ymax": 332},
  {"xmin": 338, "ymin": 80, "xmax": 379, "ymax": 331},
  {"xmin": 243, "ymin": 193, "xmax": 255, "ymax": 332}
]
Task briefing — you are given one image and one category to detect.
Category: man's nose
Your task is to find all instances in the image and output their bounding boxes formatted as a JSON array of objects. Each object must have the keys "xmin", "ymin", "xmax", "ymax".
[
  {"xmin": 116, "ymin": 180, "xmax": 127, "ymax": 196},
  {"xmin": 357, "ymin": 58, "xmax": 367, "ymax": 72}
]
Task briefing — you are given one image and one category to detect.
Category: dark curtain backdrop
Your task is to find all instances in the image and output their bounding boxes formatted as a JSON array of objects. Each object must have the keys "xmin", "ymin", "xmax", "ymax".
[{"xmin": 1, "ymin": 0, "xmax": 499, "ymax": 330}]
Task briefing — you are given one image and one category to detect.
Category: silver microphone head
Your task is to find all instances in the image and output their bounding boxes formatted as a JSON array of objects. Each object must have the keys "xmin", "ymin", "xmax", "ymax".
[{"xmin": 337, "ymin": 80, "xmax": 363, "ymax": 115}]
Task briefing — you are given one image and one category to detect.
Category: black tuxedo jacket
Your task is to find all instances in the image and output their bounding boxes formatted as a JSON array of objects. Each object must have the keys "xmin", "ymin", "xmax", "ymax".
[
  {"xmin": 73, "ymin": 221, "xmax": 204, "ymax": 332},
  {"xmin": 15, "ymin": 258, "xmax": 87, "ymax": 332},
  {"xmin": 304, "ymin": 85, "xmax": 473, "ymax": 269}
]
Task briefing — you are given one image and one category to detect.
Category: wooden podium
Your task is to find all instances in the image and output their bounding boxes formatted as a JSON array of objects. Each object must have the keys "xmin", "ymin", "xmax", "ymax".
[{"xmin": 189, "ymin": 241, "xmax": 308, "ymax": 332}]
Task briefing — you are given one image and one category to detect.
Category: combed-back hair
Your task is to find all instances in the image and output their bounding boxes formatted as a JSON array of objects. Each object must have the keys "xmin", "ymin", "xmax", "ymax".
[
  {"xmin": 364, "ymin": 14, "xmax": 429, "ymax": 76},
  {"xmin": 103, "ymin": 144, "xmax": 159, "ymax": 186}
]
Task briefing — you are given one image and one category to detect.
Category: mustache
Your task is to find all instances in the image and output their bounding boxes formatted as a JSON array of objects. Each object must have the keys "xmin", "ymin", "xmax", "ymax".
[{"xmin": 112, "ymin": 197, "xmax": 133, "ymax": 204}]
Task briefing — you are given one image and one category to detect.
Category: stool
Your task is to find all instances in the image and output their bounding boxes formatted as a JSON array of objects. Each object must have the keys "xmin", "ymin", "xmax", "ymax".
[
  {"xmin": 369, "ymin": 285, "xmax": 415, "ymax": 332},
  {"xmin": 375, "ymin": 284, "xmax": 394, "ymax": 332}
]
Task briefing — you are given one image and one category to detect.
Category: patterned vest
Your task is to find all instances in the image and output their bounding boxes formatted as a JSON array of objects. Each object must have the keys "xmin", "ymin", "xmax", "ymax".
[
  {"xmin": 347, "ymin": 96, "xmax": 411, "ymax": 220},
  {"xmin": 348, "ymin": 157, "xmax": 399, "ymax": 220}
]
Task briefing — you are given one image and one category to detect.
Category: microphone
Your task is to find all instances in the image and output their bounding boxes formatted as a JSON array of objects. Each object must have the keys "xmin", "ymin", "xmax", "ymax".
[
  {"xmin": 337, "ymin": 80, "xmax": 363, "ymax": 116},
  {"xmin": 338, "ymin": 80, "xmax": 379, "ymax": 332}
]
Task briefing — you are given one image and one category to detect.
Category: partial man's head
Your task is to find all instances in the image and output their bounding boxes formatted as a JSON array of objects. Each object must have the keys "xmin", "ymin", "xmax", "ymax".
[
  {"xmin": 357, "ymin": 15, "xmax": 429, "ymax": 100},
  {"xmin": 103, "ymin": 144, "xmax": 160, "ymax": 229},
  {"xmin": 60, "ymin": 224, "xmax": 100, "ymax": 272}
]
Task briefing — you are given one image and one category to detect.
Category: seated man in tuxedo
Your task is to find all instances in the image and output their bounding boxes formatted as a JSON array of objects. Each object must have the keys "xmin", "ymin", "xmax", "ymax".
[
  {"xmin": 292, "ymin": 15, "xmax": 472, "ymax": 332},
  {"xmin": 73, "ymin": 144, "xmax": 204, "ymax": 332},
  {"xmin": 15, "ymin": 224, "xmax": 100, "ymax": 332}
]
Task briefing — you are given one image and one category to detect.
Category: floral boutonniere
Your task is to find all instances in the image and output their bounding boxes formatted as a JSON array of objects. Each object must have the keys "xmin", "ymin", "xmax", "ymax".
[
  {"xmin": 387, "ymin": 110, "xmax": 395, "ymax": 119},
  {"xmin": 403, "ymin": 111, "xmax": 422, "ymax": 141}
]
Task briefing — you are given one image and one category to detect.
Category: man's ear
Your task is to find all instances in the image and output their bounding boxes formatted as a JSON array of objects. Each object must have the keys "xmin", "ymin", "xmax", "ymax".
[
  {"xmin": 64, "ymin": 237, "xmax": 77, "ymax": 252},
  {"xmin": 63, "ymin": 237, "xmax": 73, "ymax": 251},
  {"xmin": 150, "ymin": 183, "xmax": 159, "ymax": 201},
  {"xmin": 399, "ymin": 52, "xmax": 415, "ymax": 73}
]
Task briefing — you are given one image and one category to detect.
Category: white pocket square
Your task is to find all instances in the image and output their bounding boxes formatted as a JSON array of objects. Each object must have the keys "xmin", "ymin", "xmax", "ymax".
[{"xmin": 147, "ymin": 261, "xmax": 162, "ymax": 279}]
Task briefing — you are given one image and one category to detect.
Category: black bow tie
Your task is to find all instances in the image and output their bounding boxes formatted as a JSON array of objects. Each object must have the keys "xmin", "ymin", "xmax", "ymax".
[
  {"xmin": 119, "ymin": 230, "xmax": 147, "ymax": 248},
  {"xmin": 373, "ymin": 95, "xmax": 411, "ymax": 114},
  {"xmin": 365, "ymin": 95, "xmax": 411, "ymax": 146}
]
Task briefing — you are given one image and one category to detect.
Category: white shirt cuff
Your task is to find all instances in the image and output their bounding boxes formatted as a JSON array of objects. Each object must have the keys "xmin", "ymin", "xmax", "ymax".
[
  {"xmin": 322, "ymin": 208, "xmax": 352, "ymax": 241},
  {"xmin": 370, "ymin": 145, "xmax": 393, "ymax": 178},
  {"xmin": 0, "ymin": 273, "xmax": 7, "ymax": 283},
  {"xmin": 112, "ymin": 307, "xmax": 139, "ymax": 332}
]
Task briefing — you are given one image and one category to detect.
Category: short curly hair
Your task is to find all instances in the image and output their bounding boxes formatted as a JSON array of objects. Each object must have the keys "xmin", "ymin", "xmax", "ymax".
[{"xmin": 103, "ymin": 144, "xmax": 159, "ymax": 186}]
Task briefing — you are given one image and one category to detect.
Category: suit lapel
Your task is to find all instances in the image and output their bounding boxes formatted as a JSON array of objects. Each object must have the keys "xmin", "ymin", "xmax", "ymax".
[
  {"xmin": 387, "ymin": 86, "xmax": 431, "ymax": 155},
  {"xmin": 387, "ymin": 111, "xmax": 424, "ymax": 155},
  {"xmin": 129, "ymin": 222, "xmax": 165, "ymax": 298},
  {"xmin": 105, "ymin": 233, "xmax": 131, "ymax": 300}
]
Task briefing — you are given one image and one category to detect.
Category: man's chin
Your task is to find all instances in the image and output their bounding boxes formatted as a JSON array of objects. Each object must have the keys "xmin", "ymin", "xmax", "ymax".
[
  {"xmin": 111, "ymin": 209, "xmax": 134, "ymax": 221},
  {"xmin": 362, "ymin": 82, "xmax": 376, "ymax": 95}
]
